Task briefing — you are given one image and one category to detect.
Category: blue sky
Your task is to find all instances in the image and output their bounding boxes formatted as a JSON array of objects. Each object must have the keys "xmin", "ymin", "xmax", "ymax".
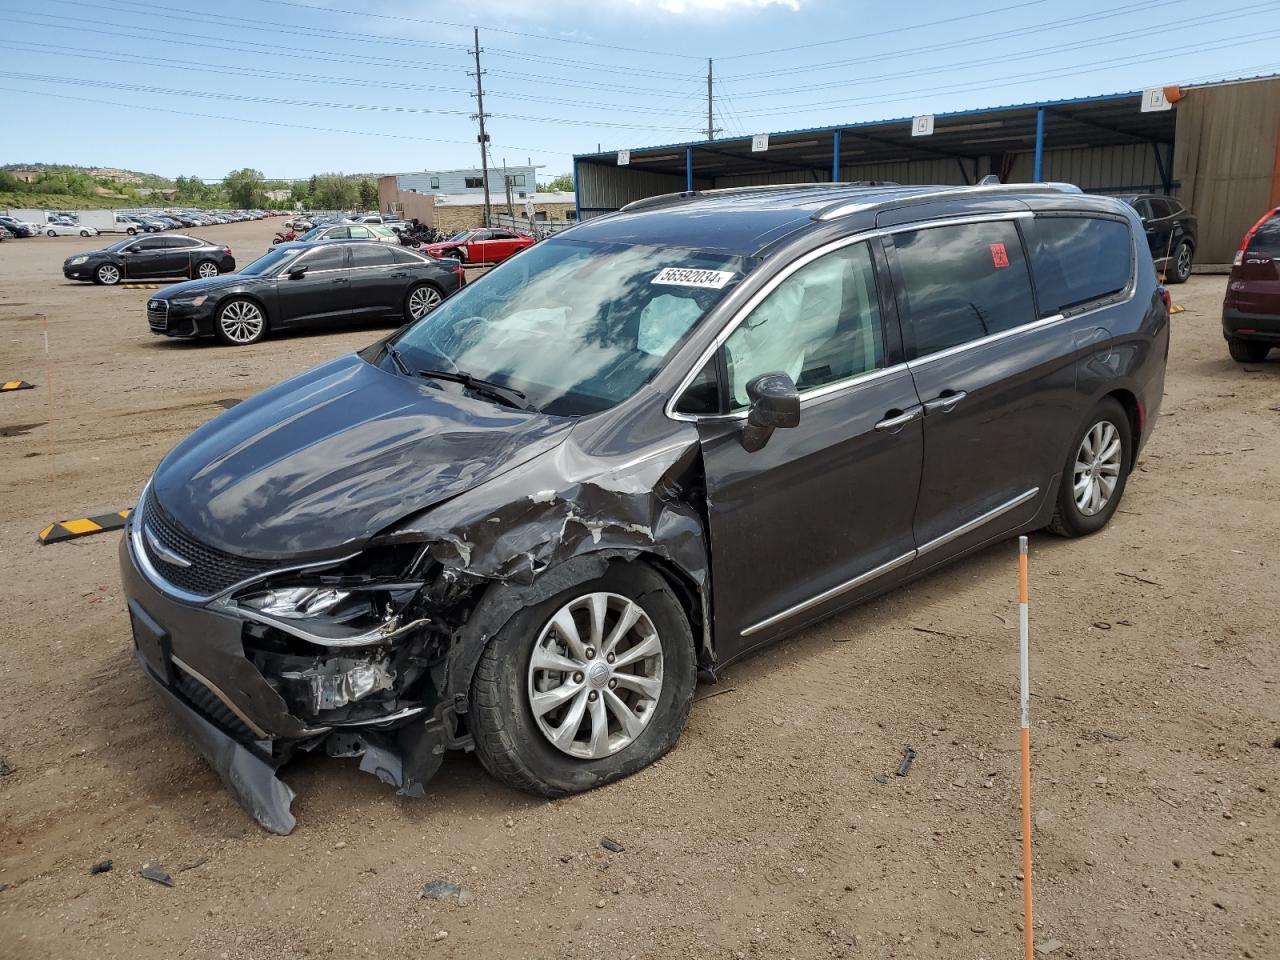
[{"xmin": 2, "ymin": 0, "xmax": 1278, "ymax": 183}]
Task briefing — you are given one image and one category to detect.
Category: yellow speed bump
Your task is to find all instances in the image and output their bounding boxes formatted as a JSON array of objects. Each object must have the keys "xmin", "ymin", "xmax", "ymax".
[
  {"xmin": 38, "ymin": 509, "xmax": 132, "ymax": 545},
  {"xmin": 1170, "ymin": 304, "xmax": 1186, "ymax": 315},
  {"xmin": 2, "ymin": 380, "xmax": 35, "ymax": 392},
  {"xmin": 123, "ymin": 283, "xmax": 160, "ymax": 290}
]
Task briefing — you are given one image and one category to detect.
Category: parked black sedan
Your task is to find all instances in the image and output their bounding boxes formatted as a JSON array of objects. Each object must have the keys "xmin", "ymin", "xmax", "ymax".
[
  {"xmin": 64, "ymin": 235, "xmax": 236, "ymax": 286},
  {"xmin": 1122, "ymin": 194, "xmax": 1198, "ymax": 283},
  {"xmin": 146, "ymin": 240, "xmax": 464, "ymax": 345}
]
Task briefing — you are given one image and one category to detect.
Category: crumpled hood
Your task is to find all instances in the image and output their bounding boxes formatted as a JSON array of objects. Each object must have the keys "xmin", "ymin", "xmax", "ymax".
[{"xmin": 151, "ymin": 353, "xmax": 572, "ymax": 560}]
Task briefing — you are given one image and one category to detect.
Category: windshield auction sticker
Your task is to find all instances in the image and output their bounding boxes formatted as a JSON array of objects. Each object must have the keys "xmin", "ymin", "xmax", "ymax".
[{"xmin": 652, "ymin": 267, "xmax": 736, "ymax": 289}]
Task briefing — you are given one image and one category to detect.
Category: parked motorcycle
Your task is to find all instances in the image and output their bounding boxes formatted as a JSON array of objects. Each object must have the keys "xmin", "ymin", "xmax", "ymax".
[{"xmin": 272, "ymin": 229, "xmax": 300, "ymax": 245}]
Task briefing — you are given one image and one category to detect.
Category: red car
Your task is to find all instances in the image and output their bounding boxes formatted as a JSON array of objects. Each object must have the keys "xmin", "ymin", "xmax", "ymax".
[
  {"xmin": 1223, "ymin": 206, "xmax": 1280, "ymax": 363},
  {"xmin": 422, "ymin": 228, "xmax": 535, "ymax": 265}
]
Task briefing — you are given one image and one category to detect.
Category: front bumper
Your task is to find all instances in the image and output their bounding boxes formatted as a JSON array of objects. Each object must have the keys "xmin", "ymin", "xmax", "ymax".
[
  {"xmin": 63, "ymin": 266, "xmax": 93, "ymax": 281},
  {"xmin": 1223, "ymin": 306, "xmax": 1280, "ymax": 343},
  {"xmin": 147, "ymin": 298, "xmax": 215, "ymax": 338},
  {"xmin": 119, "ymin": 527, "xmax": 451, "ymax": 833}
]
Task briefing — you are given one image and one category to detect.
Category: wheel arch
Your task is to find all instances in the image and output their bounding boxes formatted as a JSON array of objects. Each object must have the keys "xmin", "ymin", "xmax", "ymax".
[
  {"xmin": 1102, "ymin": 387, "xmax": 1142, "ymax": 473},
  {"xmin": 441, "ymin": 550, "xmax": 707, "ymax": 710}
]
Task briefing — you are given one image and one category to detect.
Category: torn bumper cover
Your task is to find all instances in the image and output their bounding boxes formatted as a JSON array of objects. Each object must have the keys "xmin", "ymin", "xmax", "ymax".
[{"xmin": 119, "ymin": 531, "xmax": 455, "ymax": 835}]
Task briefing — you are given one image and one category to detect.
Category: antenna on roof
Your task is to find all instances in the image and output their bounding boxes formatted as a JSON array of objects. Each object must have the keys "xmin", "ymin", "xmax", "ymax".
[{"xmin": 977, "ymin": 174, "xmax": 1002, "ymax": 186}]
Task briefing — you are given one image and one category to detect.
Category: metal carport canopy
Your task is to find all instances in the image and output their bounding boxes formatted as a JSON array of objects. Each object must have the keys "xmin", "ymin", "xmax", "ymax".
[{"xmin": 573, "ymin": 90, "xmax": 1177, "ymax": 210}]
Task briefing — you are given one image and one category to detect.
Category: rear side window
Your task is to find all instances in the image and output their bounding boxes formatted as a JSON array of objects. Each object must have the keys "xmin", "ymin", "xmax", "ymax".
[
  {"xmin": 351, "ymin": 244, "xmax": 394, "ymax": 267},
  {"xmin": 301, "ymin": 246, "xmax": 346, "ymax": 271},
  {"xmin": 1247, "ymin": 211, "xmax": 1280, "ymax": 256},
  {"xmin": 1025, "ymin": 216, "xmax": 1132, "ymax": 316},
  {"xmin": 891, "ymin": 220, "xmax": 1036, "ymax": 357}
]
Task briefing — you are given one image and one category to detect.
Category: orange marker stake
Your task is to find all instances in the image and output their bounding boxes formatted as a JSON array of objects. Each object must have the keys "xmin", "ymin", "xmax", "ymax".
[{"xmin": 1018, "ymin": 535, "xmax": 1034, "ymax": 960}]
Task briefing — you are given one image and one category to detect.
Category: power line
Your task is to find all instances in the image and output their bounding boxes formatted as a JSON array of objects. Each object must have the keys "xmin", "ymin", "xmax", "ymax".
[
  {"xmin": 0, "ymin": 37, "xmax": 703, "ymax": 117},
  {"xmin": 726, "ymin": 2, "xmax": 1277, "ymax": 106},
  {"xmin": 715, "ymin": 0, "xmax": 1052, "ymax": 60},
  {"xmin": 718, "ymin": 0, "xmax": 1190, "ymax": 81},
  {"xmin": 79, "ymin": 0, "xmax": 701, "ymax": 81},
  {"xmin": 730, "ymin": 26, "xmax": 1280, "ymax": 122},
  {"xmin": 0, "ymin": 70, "xmax": 709, "ymax": 131},
  {"xmin": 3, "ymin": 14, "xmax": 703, "ymax": 98},
  {"xmin": 241, "ymin": 0, "xmax": 707, "ymax": 60},
  {"xmin": 0, "ymin": 84, "xmax": 568, "ymax": 155}
]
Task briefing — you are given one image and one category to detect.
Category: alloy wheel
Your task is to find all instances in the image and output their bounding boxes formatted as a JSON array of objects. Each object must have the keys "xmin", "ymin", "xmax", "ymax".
[
  {"xmin": 408, "ymin": 285, "xmax": 441, "ymax": 319},
  {"xmin": 219, "ymin": 301, "xmax": 265, "ymax": 344},
  {"xmin": 527, "ymin": 592, "xmax": 664, "ymax": 760},
  {"xmin": 1176, "ymin": 244, "xmax": 1192, "ymax": 279},
  {"xmin": 97, "ymin": 264, "xmax": 120, "ymax": 284},
  {"xmin": 1073, "ymin": 420, "xmax": 1122, "ymax": 516},
  {"xmin": 197, "ymin": 261, "xmax": 220, "ymax": 279}
]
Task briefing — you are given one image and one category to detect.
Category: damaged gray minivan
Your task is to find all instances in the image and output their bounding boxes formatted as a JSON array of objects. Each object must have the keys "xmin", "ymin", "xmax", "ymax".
[{"xmin": 121, "ymin": 182, "xmax": 1168, "ymax": 833}]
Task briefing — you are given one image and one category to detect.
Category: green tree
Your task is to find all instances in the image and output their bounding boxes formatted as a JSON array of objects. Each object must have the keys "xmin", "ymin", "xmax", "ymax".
[
  {"xmin": 223, "ymin": 167, "xmax": 266, "ymax": 207},
  {"xmin": 538, "ymin": 173, "xmax": 574, "ymax": 192},
  {"xmin": 311, "ymin": 174, "xmax": 358, "ymax": 211},
  {"xmin": 358, "ymin": 178, "xmax": 378, "ymax": 210}
]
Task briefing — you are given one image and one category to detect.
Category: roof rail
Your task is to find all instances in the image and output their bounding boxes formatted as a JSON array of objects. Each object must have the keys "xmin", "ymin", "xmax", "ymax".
[
  {"xmin": 618, "ymin": 181, "xmax": 902, "ymax": 214},
  {"xmin": 812, "ymin": 181, "xmax": 1083, "ymax": 221}
]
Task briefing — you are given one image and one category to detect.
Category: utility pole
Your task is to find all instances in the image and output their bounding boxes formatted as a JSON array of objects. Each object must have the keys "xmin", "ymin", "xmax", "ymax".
[
  {"xmin": 470, "ymin": 27, "xmax": 492, "ymax": 225},
  {"xmin": 706, "ymin": 58, "xmax": 715, "ymax": 140}
]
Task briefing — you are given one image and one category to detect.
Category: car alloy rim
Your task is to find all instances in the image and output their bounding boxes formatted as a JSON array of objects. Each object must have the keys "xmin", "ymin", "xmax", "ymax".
[
  {"xmin": 1177, "ymin": 245, "xmax": 1191, "ymax": 276},
  {"xmin": 408, "ymin": 286, "xmax": 441, "ymax": 319},
  {"xmin": 198, "ymin": 262, "xmax": 219, "ymax": 278},
  {"xmin": 99, "ymin": 265, "xmax": 119, "ymax": 283},
  {"xmin": 1073, "ymin": 419, "xmax": 1122, "ymax": 517},
  {"xmin": 220, "ymin": 301, "xmax": 264, "ymax": 343},
  {"xmin": 527, "ymin": 592, "xmax": 663, "ymax": 760}
]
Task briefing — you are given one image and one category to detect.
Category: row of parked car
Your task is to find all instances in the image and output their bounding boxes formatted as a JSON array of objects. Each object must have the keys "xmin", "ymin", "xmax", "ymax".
[{"xmin": 0, "ymin": 208, "xmax": 278, "ymax": 240}]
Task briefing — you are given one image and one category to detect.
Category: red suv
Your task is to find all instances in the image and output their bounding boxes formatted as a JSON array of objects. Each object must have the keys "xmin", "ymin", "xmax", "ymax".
[{"xmin": 1223, "ymin": 206, "xmax": 1280, "ymax": 363}]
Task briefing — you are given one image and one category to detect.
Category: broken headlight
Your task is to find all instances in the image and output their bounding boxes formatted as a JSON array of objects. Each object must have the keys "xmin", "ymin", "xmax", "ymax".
[{"xmin": 228, "ymin": 544, "xmax": 431, "ymax": 648}]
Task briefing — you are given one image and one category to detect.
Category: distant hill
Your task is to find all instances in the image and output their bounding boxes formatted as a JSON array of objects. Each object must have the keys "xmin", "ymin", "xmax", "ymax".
[{"xmin": 2, "ymin": 163, "xmax": 174, "ymax": 187}]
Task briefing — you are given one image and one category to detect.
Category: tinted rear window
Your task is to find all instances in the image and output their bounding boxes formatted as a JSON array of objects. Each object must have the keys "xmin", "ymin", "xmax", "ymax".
[
  {"xmin": 1247, "ymin": 211, "xmax": 1280, "ymax": 256},
  {"xmin": 892, "ymin": 220, "xmax": 1036, "ymax": 357},
  {"xmin": 1024, "ymin": 216, "xmax": 1132, "ymax": 315}
]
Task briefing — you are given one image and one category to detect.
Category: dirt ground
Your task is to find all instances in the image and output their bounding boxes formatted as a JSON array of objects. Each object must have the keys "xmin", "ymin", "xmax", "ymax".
[{"xmin": 0, "ymin": 219, "xmax": 1275, "ymax": 960}]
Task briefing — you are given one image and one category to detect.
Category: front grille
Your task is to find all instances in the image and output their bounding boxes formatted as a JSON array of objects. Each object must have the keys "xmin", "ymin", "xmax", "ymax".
[
  {"xmin": 173, "ymin": 668, "xmax": 258, "ymax": 742},
  {"xmin": 147, "ymin": 299, "xmax": 169, "ymax": 332},
  {"xmin": 139, "ymin": 491, "xmax": 278, "ymax": 597}
]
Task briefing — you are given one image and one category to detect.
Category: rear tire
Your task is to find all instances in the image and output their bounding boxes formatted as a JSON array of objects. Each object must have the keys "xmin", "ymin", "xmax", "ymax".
[
  {"xmin": 1227, "ymin": 338, "xmax": 1270, "ymax": 363},
  {"xmin": 404, "ymin": 282, "xmax": 443, "ymax": 321},
  {"xmin": 126, "ymin": 227, "xmax": 137, "ymax": 235},
  {"xmin": 80, "ymin": 229, "xmax": 91, "ymax": 237},
  {"xmin": 1167, "ymin": 241, "xmax": 1193, "ymax": 284},
  {"xmin": 1046, "ymin": 397, "xmax": 1132, "ymax": 538},
  {"xmin": 470, "ymin": 563, "xmax": 696, "ymax": 798},
  {"xmin": 196, "ymin": 260, "xmax": 220, "ymax": 279}
]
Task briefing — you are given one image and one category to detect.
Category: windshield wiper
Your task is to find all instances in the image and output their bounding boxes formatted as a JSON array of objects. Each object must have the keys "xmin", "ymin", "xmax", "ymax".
[{"xmin": 415, "ymin": 368, "xmax": 536, "ymax": 412}]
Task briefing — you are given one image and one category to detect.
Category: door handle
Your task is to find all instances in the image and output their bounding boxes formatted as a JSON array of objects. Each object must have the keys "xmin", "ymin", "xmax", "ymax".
[
  {"xmin": 924, "ymin": 390, "xmax": 967, "ymax": 415},
  {"xmin": 331, "ymin": 277, "xmax": 349, "ymax": 284},
  {"xmin": 874, "ymin": 405, "xmax": 923, "ymax": 433}
]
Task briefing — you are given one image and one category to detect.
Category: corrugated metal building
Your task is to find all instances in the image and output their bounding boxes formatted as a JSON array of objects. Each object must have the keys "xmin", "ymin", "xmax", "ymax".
[{"xmin": 573, "ymin": 75, "xmax": 1280, "ymax": 266}]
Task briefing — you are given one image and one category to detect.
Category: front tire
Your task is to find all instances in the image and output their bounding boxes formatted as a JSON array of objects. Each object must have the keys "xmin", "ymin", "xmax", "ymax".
[
  {"xmin": 47, "ymin": 230, "xmax": 56, "ymax": 237},
  {"xmin": 126, "ymin": 227, "xmax": 137, "ymax": 236},
  {"xmin": 470, "ymin": 563, "xmax": 696, "ymax": 797},
  {"xmin": 214, "ymin": 298, "xmax": 267, "ymax": 346},
  {"xmin": 1047, "ymin": 397, "xmax": 1132, "ymax": 538},
  {"xmin": 80, "ymin": 229, "xmax": 91, "ymax": 237},
  {"xmin": 95, "ymin": 263, "xmax": 121, "ymax": 285},
  {"xmin": 447, "ymin": 247, "xmax": 466, "ymax": 263},
  {"xmin": 1167, "ymin": 241, "xmax": 1193, "ymax": 284}
]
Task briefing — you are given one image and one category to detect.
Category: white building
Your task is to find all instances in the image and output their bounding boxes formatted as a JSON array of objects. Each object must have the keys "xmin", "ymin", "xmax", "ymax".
[{"xmin": 394, "ymin": 166, "xmax": 542, "ymax": 199}]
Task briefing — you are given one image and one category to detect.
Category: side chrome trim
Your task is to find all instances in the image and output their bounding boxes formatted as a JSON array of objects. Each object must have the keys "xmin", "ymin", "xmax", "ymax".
[
  {"xmin": 740, "ymin": 550, "xmax": 915, "ymax": 638},
  {"xmin": 738, "ymin": 485, "xmax": 1042, "ymax": 638},
  {"xmin": 170, "ymin": 655, "xmax": 275, "ymax": 739},
  {"xmin": 907, "ymin": 314, "xmax": 1066, "ymax": 368},
  {"xmin": 916, "ymin": 487, "xmax": 1040, "ymax": 558}
]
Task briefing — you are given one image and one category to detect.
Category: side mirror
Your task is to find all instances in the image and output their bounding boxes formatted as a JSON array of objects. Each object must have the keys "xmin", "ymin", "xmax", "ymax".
[
  {"xmin": 741, "ymin": 372, "xmax": 800, "ymax": 452},
  {"xmin": 287, "ymin": 265, "xmax": 308, "ymax": 280}
]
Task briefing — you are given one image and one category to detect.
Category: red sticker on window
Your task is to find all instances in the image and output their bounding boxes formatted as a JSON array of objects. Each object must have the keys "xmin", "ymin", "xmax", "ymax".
[{"xmin": 989, "ymin": 242, "xmax": 1009, "ymax": 268}]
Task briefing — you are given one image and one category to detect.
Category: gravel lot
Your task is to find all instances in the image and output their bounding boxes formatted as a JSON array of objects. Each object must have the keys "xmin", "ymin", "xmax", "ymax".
[{"xmin": 0, "ymin": 219, "xmax": 1276, "ymax": 960}]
